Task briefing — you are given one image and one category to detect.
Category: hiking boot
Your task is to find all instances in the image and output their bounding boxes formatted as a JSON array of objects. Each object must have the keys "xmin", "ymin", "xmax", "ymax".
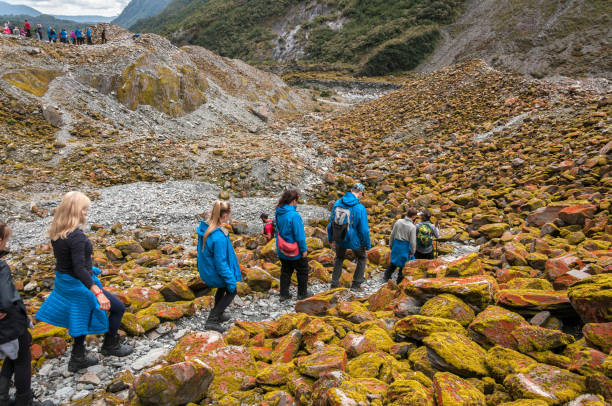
[
  {"xmin": 219, "ymin": 313, "xmax": 231, "ymax": 323},
  {"xmin": 279, "ymin": 294, "xmax": 292, "ymax": 302},
  {"xmin": 205, "ymin": 318, "xmax": 226, "ymax": 333},
  {"xmin": 350, "ymin": 284, "xmax": 364, "ymax": 293},
  {"xmin": 297, "ymin": 291, "xmax": 312, "ymax": 301},
  {"xmin": 0, "ymin": 375, "xmax": 12, "ymax": 405},
  {"xmin": 67, "ymin": 350, "xmax": 98, "ymax": 373},
  {"xmin": 101, "ymin": 334, "xmax": 134, "ymax": 357},
  {"xmin": 14, "ymin": 391, "xmax": 33, "ymax": 406}
]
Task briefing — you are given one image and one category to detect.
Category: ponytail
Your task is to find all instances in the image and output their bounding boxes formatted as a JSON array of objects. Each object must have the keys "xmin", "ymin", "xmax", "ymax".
[
  {"xmin": 277, "ymin": 189, "xmax": 300, "ymax": 208},
  {"xmin": 202, "ymin": 201, "xmax": 231, "ymax": 248}
]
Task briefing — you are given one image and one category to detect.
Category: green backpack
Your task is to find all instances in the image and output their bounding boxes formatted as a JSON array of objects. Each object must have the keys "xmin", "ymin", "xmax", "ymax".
[{"xmin": 416, "ymin": 223, "xmax": 434, "ymax": 251}]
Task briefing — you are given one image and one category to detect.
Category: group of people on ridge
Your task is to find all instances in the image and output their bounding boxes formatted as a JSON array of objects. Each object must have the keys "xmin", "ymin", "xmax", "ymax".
[
  {"xmin": 0, "ymin": 185, "xmax": 438, "ymax": 405},
  {"xmin": 2, "ymin": 20, "xmax": 107, "ymax": 44}
]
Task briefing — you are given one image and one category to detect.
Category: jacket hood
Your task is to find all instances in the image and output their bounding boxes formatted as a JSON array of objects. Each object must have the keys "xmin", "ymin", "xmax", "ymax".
[
  {"xmin": 196, "ymin": 221, "xmax": 209, "ymax": 236},
  {"xmin": 276, "ymin": 205, "xmax": 296, "ymax": 216},
  {"xmin": 341, "ymin": 192, "xmax": 360, "ymax": 207}
]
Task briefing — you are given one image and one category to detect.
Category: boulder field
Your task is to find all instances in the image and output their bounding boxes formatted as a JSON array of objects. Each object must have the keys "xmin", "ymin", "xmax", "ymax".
[{"xmin": 1, "ymin": 56, "xmax": 610, "ymax": 405}]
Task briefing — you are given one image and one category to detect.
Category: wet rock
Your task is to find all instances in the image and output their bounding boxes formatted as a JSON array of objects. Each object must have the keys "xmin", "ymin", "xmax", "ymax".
[{"xmin": 134, "ymin": 359, "xmax": 214, "ymax": 406}]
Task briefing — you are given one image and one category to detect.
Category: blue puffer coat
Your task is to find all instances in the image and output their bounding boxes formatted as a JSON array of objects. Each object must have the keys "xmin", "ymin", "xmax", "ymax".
[
  {"xmin": 275, "ymin": 205, "xmax": 307, "ymax": 261},
  {"xmin": 327, "ymin": 192, "xmax": 372, "ymax": 251},
  {"xmin": 196, "ymin": 221, "xmax": 242, "ymax": 292}
]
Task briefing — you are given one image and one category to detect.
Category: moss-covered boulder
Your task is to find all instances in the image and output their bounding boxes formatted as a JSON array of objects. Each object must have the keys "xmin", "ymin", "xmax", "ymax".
[
  {"xmin": 346, "ymin": 351, "xmax": 393, "ymax": 380},
  {"xmin": 385, "ymin": 379, "xmax": 435, "ymax": 406},
  {"xmin": 568, "ymin": 274, "xmax": 612, "ymax": 323},
  {"xmin": 270, "ymin": 329, "xmax": 302, "ymax": 363},
  {"xmin": 134, "ymin": 359, "xmax": 214, "ymax": 406},
  {"xmin": 125, "ymin": 287, "xmax": 165, "ymax": 311},
  {"xmin": 511, "ymin": 325, "xmax": 575, "ymax": 353},
  {"xmin": 166, "ymin": 332, "xmax": 226, "ymax": 363},
  {"xmin": 423, "ymin": 332, "xmax": 488, "ymax": 378},
  {"xmin": 160, "ymin": 279, "xmax": 195, "ymax": 302},
  {"xmin": 295, "ymin": 288, "xmax": 355, "ymax": 316},
  {"xmin": 446, "ymin": 253, "xmax": 485, "ymax": 277},
  {"xmin": 484, "ymin": 346, "xmax": 538, "ymax": 381},
  {"xmin": 255, "ymin": 362, "xmax": 295, "ymax": 386},
  {"xmin": 340, "ymin": 333, "xmax": 377, "ymax": 358},
  {"xmin": 496, "ymin": 289, "xmax": 573, "ymax": 317},
  {"xmin": 3, "ymin": 69, "xmax": 61, "ymax": 97},
  {"xmin": 405, "ymin": 276, "xmax": 499, "ymax": 310},
  {"xmin": 503, "ymin": 363, "xmax": 586, "ymax": 405},
  {"xmin": 505, "ymin": 278, "xmax": 553, "ymax": 291},
  {"xmin": 583, "ymin": 322, "xmax": 612, "ymax": 353},
  {"xmin": 199, "ymin": 345, "xmax": 257, "ymax": 400},
  {"xmin": 468, "ymin": 305, "xmax": 528, "ymax": 349},
  {"xmin": 295, "ymin": 345, "xmax": 347, "ymax": 378},
  {"xmin": 433, "ymin": 372, "xmax": 486, "ymax": 405},
  {"xmin": 394, "ymin": 315, "xmax": 467, "ymax": 340},
  {"xmin": 419, "ymin": 294, "xmax": 475, "ymax": 326}
]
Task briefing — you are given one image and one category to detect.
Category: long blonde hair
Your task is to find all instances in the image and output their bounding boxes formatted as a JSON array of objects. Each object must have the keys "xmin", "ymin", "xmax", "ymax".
[
  {"xmin": 202, "ymin": 201, "xmax": 231, "ymax": 247},
  {"xmin": 49, "ymin": 191, "xmax": 91, "ymax": 241}
]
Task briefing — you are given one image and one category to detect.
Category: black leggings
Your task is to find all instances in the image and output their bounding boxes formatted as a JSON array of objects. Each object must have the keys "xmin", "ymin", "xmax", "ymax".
[
  {"xmin": 280, "ymin": 257, "xmax": 309, "ymax": 297},
  {"xmin": 0, "ymin": 331, "xmax": 32, "ymax": 394},
  {"xmin": 73, "ymin": 289, "xmax": 125, "ymax": 350},
  {"xmin": 209, "ymin": 288, "xmax": 236, "ymax": 320}
]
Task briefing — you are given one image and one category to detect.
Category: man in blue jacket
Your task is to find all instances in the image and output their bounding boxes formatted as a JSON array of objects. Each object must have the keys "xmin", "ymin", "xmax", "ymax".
[{"xmin": 328, "ymin": 183, "xmax": 371, "ymax": 291}]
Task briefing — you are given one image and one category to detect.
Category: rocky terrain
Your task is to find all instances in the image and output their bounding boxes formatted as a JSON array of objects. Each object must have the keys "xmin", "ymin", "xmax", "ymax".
[{"xmin": 0, "ymin": 22, "xmax": 611, "ymax": 406}]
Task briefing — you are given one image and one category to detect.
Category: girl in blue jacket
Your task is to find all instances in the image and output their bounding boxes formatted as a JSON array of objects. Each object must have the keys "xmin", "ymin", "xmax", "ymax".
[
  {"xmin": 197, "ymin": 201, "xmax": 242, "ymax": 332},
  {"xmin": 275, "ymin": 190, "xmax": 310, "ymax": 301}
]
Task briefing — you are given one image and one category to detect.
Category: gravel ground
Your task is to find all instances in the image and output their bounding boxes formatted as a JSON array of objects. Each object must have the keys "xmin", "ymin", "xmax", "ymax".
[
  {"xmin": 8, "ymin": 180, "xmax": 331, "ymax": 250},
  {"xmin": 31, "ymin": 242, "xmax": 478, "ymax": 405}
]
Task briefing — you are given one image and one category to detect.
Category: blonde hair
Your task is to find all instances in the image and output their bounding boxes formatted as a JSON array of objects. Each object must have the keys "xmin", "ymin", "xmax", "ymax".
[
  {"xmin": 49, "ymin": 191, "xmax": 91, "ymax": 241},
  {"xmin": 202, "ymin": 201, "xmax": 231, "ymax": 248}
]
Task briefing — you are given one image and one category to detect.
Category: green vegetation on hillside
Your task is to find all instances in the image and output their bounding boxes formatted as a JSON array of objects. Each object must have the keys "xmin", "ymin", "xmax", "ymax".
[{"xmin": 133, "ymin": 0, "xmax": 465, "ymax": 75}]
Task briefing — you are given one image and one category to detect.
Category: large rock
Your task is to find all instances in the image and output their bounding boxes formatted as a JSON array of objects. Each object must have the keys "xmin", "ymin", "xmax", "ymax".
[
  {"xmin": 199, "ymin": 345, "xmax": 257, "ymax": 400},
  {"xmin": 510, "ymin": 325, "xmax": 575, "ymax": 353},
  {"xmin": 405, "ymin": 276, "xmax": 499, "ymax": 310},
  {"xmin": 295, "ymin": 288, "xmax": 355, "ymax": 316},
  {"xmin": 160, "ymin": 279, "xmax": 195, "ymax": 302},
  {"xmin": 468, "ymin": 305, "xmax": 528, "ymax": 349},
  {"xmin": 558, "ymin": 205, "xmax": 597, "ymax": 225},
  {"xmin": 270, "ymin": 329, "xmax": 302, "ymax": 363},
  {"xmin": 245, "ymin": 267, "xmax": 274, "ymax": 292},
  {"xmin": 503, "ymin": 363, "xmax": 586, "ymax": 405},
  {"xmin": 166, "ymin": 332, "xmax": 226, "ymax": 363},
  {"xmin": 394, "ymin": 315, "xmax": 467, "ymax": 340},
  {"xmin": 567, "ymin": 274, "xmax": 612, "ymax": 323},
  {"xmin": 419, "ymin": 293, "xmax": 475, "ymax": 326},
  {"xmin": 386, "ymin": 379, "xmax": 435, "ymax": 406},
  {"xmin": 433, "ymin": 372, "xmax": 486, "ymax": 405},
  {"xmin": 134, "ymin": 359, "xmax": 214, "ymax": 406},
  {"xmin": 295, "ymin": 346, "xmax": 347, "ymax": 378},
  {"xmin": 545, "ymin": 254, "xmax": 581, "ymax": 281},
  {"xmin": 583, "ymin": 322, "xmax": 612, "ymax": 353},
  {"xmin": 485, "ymin": 346, "xmax": 538, "ymax": 381},
  {"xmin": 423, "ymin": 332, "xmax": 488, "ymax": 378},
  {"xmin": 125, "ymin": 287, "xmax": 165, "ymax": 311},
  {"xmin": 496, "ymin": 289, "xmax": 574, "ymax": 317}
]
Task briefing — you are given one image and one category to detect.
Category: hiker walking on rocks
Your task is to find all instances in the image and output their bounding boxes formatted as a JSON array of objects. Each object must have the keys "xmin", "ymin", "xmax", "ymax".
[
  {"xmin": 328, "ymin": 183, "xmax": 371, "ymax": 292},
  {"xmin": 384, "ymin": 207, "xmax": 417, "ymax": 284},
  {"xmin": 36, "ymin": 192, "xmax": 133, "ymax": 373},
  {"xmin": 86, "ymin": 27, "xmax": 92, "ymax": 45},
  {"xmin": 197, "ymin": 201, "xmax": 242, "ymax": 333},
  {"xmin": 415, "ymin": 209, "xmax": 440, "ymax": 260},
  {"xmin": 70, "ymin": 30, "xmax": 76, "ymax": 44},
  {"xmin": 75, "ymin": 28, "xmax": 82, "ymax": 45},
  {"xmin": 36, "ymin": 24, "xmax": 42, "ymax": 40},
  {"xmin": 0, "ymin": 222, "xmax": 43, "ymax": 406},
  {"xmin": 261, "ymin": 213, "xmax": 275, "ymax": 242},
  {"xmin": 275, "ymin": 190, "xmax": 310, "ymax": 301},
  {"xmin": 59, "ymin": 29, "xmax": 67, "ymax": 44},
  {"xmin": 24, "ymin": 20, "xmax": 30, "ymax": 37},
  {"xmin": 101, "ymin": 28, "xmax": 107, "ymax": 44}
]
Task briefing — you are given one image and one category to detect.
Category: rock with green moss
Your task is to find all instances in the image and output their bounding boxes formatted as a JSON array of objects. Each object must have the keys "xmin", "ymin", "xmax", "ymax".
[
  {"xmin": 511, "ymin": 325, "xmax": 575, "ymax": 353},
  {"xmin": 255, "ymin": 362, "xmax": 295, "ymax": 386},
  {"xmin": 423, "ymin": 332, "xmax": 488, "ymax": 378},
  {"xmin": 419, "ymin": 294, "xmax": 475, "ymax": 326},
  {"xmin": 3, "ymin": 69, "xmax": 60, "ymax": 97},
  {"xmin": 498, "ymin": 400, "xmax": 550, "ymax": 406},
  {"xmin": 270, "ymin": 329, "xmax": 302, "ymax": 363},
  {"xmin": 433, "ymin": 372, "xmax": 486, "ymax": 405},
  {"xmin": 505, "ymin": 278, "xmax": 553, "ymax": 291},
  {"xmin": 346, "ymin": 351, "xmax": 393, "ymax": 380},
  {"xmin": 503, "ymin": 363, "xmax": 586, "ymax": 405},
  {"xmin": 583, "ymin": 322, "xmax": 612, "ymax": 353},
  {"xmin": 495, "ymin": 289, "xmax": 573, "ymax": 317},
  {"xmin": 125, "ymin": 287, "xmax": 165, "ymax": 311},
  {"xmin": 405, "ymin": 276, "xmax": 499, "ymax": 310},
  {"xmin": 339, "ymin": 333, "xmax": 377, "ymax": 358},
  {"xmin": 479, "ymin": 223, "xmax": 509, "ymax": 239},
  {"xmin": 166, "ymin": 331, "xmax": 226, "ymax": 363},
  {"xmin": 199, "ymin": 345, "xmax": 257, "ymax": 401},
  {"xmin": 160, "ymin": 279, "xmax": 195, "ymax": 302},
  {"xmin": 484, "ymin": 346, "xmax": 537, "ymax": 381},
  {"xmin": 385, "ymin": 379, "xmax": 435, "ymax": 406},
  {"xmin": 394, "ymin": 315, "xmax": 467, "ymax": 340},
  {"xmin": 468, "ymin": 305, "xmax": 528, "ymax": 349},
  {"xmin": 295, "ymin": 345, "xmax": 347, "ymax": 378},
  {"xmin": 362, "ymin": 324, "xmax": 395, "ymax": 352},
  {"xmin": 567, "ymin": 274, "xmax": 612, "ymax": 323},
  {"xmin": 120, "ymin": 312, "xmax": 145, "ymax": 336},
  {"xmin": 134, "ymin": 359, "xmax": 214, "ymax": 406},
  {"xmin": 409, "ymin": 346, "xmax": 438, "ymax": 378},
  {"xmin": 446, "ymin": 253, "xmax": 485, "ymax": 277}
]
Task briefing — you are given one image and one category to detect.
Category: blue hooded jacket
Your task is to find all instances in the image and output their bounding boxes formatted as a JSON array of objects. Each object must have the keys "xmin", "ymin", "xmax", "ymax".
[
  {"xmin": 196, "ymin": 221, "xmax": 242, "ymax": 292},
  {"xmin": 86, "ymin": 28, "xmax": 91, "ymax": 38},
  {"xmin": 75, "ymin": 29, "xmax": 82, "ymax": 38},
  {"xmin": 328, "ymin": 192, "xmax": 372, "ymax": 251},
  {"xmin": 275, "ymin": 205, "xmax": 307, "ymax": 261}
]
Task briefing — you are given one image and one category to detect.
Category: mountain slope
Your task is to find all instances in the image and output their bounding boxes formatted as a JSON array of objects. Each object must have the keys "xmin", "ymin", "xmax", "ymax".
[
  {"xmin": 0, "ymin": 0, "xmax": 39, "ymax": 16},
  {"xmin": 0, "ymin": 14, "xmax": 83, "ymax": 31},
  {"xmin": 132, "ymin": 0, "xmax": 465, "ymax": 75},
  {"xmin": 417, "ymin": 0, "xmax": 612, "ymax": 79},
  {"xmin": 113, "ymin": 0, "xmax": 171, "ymax": 28}
]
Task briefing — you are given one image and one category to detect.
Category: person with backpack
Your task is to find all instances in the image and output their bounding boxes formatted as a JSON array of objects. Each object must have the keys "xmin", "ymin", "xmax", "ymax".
[
  {"xmin": 86, "ymin": 27, "xmax": 92, "ymax": 45},
  {"xmin": 196, "ymin": 201, "xmax": 241, "ymax": 333},
  {"xmin": 384, "ymin": 207, "xmax": 417, "ymax": 284},
  {"xmin": 59, "ymin": 29, "xmax": 67, "ymax": 44},
  {"xmin": 415, "ymin": 209, "xmax": 440, "ymax": 260},
  {"xmin": 75, "ymin": 28, "xmax": 82, "ymax": 45},
  {"xmin": 328, "ymin": 183, "xmax": 371, "ymax": 292},
  {"xmin": 261, "ymin": 213, "xmax": 275, "ymax": 242},
  {"xmin": 0, "ymin": 222, "xmax": 49, "ymax": 406},
  {"xmin": 70, "ymin": 30, "xmax": 76, "ymax": 44},
  {"xmin": 36, "ymin": 192, "xmax": 133, "ymax": 373},
  {"xmin": 275, "ymin": 190, "xmax": 310, "ymax": 301}
]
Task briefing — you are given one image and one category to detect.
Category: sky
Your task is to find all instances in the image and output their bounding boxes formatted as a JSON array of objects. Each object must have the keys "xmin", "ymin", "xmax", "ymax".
[{"xmin": 3, "ymin": 0, "xmax": 130, "ymax": 16}]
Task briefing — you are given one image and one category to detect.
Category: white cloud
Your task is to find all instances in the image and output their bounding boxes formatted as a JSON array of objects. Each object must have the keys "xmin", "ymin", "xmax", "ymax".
[{"xmin": 3, "ymin": 0, "xmax": 131, "ymax": 16}]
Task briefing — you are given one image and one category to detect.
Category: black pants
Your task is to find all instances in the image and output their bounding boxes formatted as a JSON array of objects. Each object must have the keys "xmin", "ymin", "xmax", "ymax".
[
  {"xmin": 209, "ymin": 288, "xmax": 236, "ymax": 321},
  {"xmin": 331, "ymin": 246, "xmax": 367, "ymax": 287},
  {"xmin": 73, "ymin": 290, "xmax": 124, "ymax": 351},
  {"xmin": 280, "ymin": 257, "xmax": 309, "ymax": 298},
  {"xmin": 0, "ymin": 331, "xmax": 32, "ymax": 394},
  {"xmin": 415, "ymin": 251, "xmax": 434, "ymax": 260},
  {"xmin": 384, "ymin": 263, "xmax": 405, "ymax": 284}
]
